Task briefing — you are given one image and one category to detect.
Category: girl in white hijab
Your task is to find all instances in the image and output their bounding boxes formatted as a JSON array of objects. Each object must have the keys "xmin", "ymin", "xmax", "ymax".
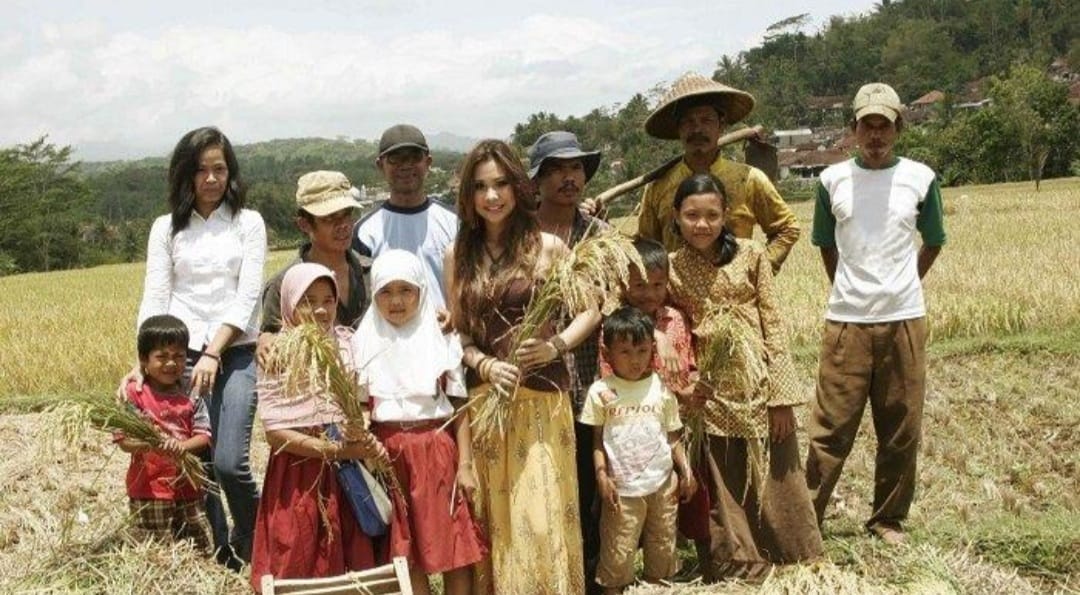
[{"xmin": 351, "ymin": 250, "xmax": 487, "ymax": 595}]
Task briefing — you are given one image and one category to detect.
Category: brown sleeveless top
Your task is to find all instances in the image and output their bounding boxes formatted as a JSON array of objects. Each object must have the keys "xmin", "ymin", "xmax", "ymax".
[{"xmin": 466, "ymin": 277, "xmax": 570, "ymax": 393}]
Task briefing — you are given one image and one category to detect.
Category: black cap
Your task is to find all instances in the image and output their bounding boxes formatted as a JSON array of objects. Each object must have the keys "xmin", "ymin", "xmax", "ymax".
[{"xmin": 378, "ymin": 124, "xmax": 429, "ymax": 158}]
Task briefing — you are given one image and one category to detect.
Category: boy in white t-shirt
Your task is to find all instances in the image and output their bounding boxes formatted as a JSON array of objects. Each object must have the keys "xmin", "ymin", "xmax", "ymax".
[{"xmin": 580, "ymin": 306, "xmax": 696, "ymax": 594}]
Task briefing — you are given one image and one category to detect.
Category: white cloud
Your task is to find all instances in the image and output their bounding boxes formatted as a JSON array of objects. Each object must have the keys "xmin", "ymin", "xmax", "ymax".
[
  {"xmin": 2, "ymin": 15, "xmax": 715, "ymax": 157},
  {"xmin": 4, "ymin": 1, "xmax": 870, "ymax": 158}
]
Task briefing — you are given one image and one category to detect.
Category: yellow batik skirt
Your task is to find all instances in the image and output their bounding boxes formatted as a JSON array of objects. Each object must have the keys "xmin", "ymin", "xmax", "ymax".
[{"xmin": 469, "ymin": 384, "xmax": 584, "ymax": 595}]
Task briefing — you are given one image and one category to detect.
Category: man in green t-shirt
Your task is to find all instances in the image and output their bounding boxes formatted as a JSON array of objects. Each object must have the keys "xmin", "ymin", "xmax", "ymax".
[{"xmin": 805, "ymin": 83, "xmax": 946, "ymax": 546}]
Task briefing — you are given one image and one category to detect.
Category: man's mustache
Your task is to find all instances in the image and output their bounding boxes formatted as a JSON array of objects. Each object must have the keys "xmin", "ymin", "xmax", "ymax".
[
  {"xmin": 559, "ymin": 181, "xmax": 580, "ymax": 193},
  {"xmin": 687, "ymin": 133, "xmax": 710, "ymax": 144}
]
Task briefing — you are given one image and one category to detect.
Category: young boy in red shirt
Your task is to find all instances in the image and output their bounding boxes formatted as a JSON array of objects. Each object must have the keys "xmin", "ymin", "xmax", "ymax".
[{"xmin": 116, "ymin": 314, "xmax": 212, "ymax": 552}]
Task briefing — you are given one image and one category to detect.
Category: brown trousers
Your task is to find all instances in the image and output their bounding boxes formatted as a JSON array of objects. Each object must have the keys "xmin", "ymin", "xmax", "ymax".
[
  {"xmin": 805, "ymin": 318, "xmax": 927, "ymax": 531},
  {"xmin": 703, "ymin": 434, "xmax": 823, "ymax": 582}
]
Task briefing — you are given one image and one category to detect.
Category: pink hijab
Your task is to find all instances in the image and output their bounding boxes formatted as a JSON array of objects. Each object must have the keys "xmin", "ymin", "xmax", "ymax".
[{"xmin": 257, "ymin": 263, "xmax": 355, "ymax": 431}]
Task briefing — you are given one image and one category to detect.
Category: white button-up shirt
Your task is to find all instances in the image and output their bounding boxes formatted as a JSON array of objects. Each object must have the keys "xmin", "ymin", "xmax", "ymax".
[{"xmin": 137, "ymin": 205, "xmax": 267, "ymax": 350}]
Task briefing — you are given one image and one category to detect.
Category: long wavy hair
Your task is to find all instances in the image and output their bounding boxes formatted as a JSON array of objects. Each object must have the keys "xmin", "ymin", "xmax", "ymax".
[
  {"xmin": 167, "ymin": 126, "xmax": 245, "ymax": 235},
  {"xmin": 451, "ymin": 139, "xmax": 541, "ymax": 339},
  {"xmin": 672, "ymin": 173, "xmax": 738, "ymax": 266}
]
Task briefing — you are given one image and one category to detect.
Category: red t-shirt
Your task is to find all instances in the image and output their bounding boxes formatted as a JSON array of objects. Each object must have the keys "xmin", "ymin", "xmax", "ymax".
[
  {"xmin": 600, "ymin": 305, "xmax": 696, "ymax": 393},
  {"xmin": 117, "ymin": 382, "xmax": 211, "ymax": 501}
]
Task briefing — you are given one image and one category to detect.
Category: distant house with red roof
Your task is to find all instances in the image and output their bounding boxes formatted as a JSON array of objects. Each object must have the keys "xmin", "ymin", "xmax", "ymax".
[{"xmin": 778, "ymin": 148, "xmax": 850, "ymax": 180}]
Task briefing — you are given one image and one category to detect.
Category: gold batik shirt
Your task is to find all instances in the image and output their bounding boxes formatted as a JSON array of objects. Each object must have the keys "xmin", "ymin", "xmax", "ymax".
[
  {"xmin": 637, "ymin": 156, "xmax": 800, "ymax": 271},
  {"xmin": 669, "ymin": 239, "xmax": 805, "ymax": 439}
]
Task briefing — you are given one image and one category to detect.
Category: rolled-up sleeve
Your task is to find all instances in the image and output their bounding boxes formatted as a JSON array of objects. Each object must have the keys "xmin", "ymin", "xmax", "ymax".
[
  {"xmin": 259, "ymin": 271, "xmax": 286, "ymax": 334},
  {"xmin": 637, "ymin": 183, "xmax": 663, "ymax": 244},
  {"xmin": 747, "ymin": 168, "xmax": 800, "ymax": 272},
  {"xmin": 753, "ymin": 247, "xmax": 804, "ymax": 406},
  {"xmin": 137, "ymin": 216, "xmax": 174, "ymax": 327},
  {"xmin": 222, "ymin": 211, "xmax": 267, "ymax": 332}
]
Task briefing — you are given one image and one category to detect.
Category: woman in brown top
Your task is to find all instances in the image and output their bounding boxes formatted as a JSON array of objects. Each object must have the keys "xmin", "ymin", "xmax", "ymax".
[
  {"xmin": 667, "ymin": 174, "xmax": 822, "ymax": 582},
  {"xmin": 444, "ymin": 139, "xmax": 601, "ymax": 594}
]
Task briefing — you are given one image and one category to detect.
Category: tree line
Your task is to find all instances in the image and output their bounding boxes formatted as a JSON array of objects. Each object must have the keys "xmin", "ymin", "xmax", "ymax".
[
  {"xmin": 0, "ymin": 137, "xmax": 460, "ymax": 276},
  {"xmin": 2, "ymin": 0, "xmax": 1077, "ymax": 276},
  {"xmin": 512, "ymin": 0, "xmax": 1079, "ymax": 190}
]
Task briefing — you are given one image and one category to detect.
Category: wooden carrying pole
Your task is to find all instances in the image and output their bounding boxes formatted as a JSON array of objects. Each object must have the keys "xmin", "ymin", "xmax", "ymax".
[{"xmin": 593, "ymin": 125, "xmax": 768, "ymax": 208}]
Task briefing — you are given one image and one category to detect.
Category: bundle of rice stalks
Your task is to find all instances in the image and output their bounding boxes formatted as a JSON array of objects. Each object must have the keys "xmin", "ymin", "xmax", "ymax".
[
  {"xmin": 690, "ymin": 302, "xmax": 770, "ymax": 501},
  {"xmin": 470, "ymin": 226, "xmax": 645, "ymax": 447},
  {"xmin": 264, "ymin": 321, "xmax": 396, "ymax": 486},
  {"xmin": 52, "ymin": 394, "xmax": 211, "ymax": 492}
]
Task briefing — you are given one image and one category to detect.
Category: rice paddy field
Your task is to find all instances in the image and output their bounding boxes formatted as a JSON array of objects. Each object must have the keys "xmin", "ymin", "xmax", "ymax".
[{"xmin": 0, "ymin": 178, "xmax": 1077, "ymax": 593}]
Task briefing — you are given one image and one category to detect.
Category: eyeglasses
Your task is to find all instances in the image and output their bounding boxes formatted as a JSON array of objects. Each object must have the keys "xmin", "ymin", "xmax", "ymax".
[{"xmin": 383, "ymin": 149, "xmax": 426, "ymax": 166}]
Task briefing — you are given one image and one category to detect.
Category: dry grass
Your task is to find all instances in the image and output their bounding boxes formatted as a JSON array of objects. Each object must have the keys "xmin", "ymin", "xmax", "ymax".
[
  {"xmin": 2, "ymin": 180, "xmax": 1077, "ymax": 398},
  {"xmin": 0, "ymin": 178, "xmax": 1078, "ymax": 592},
  {"xmin": 615, "ymin": 177, "xmax": 1080, "ymax": 353},
  {"xmin": 780, "ymin": 179, "xmax": 1080, "ymax": 351},
  {"xmin": 0, "ymin": 250, "xmax": 293, "ymax": 398},
  {"xmin": 0, "ymin": 411, "xmax": 258, "ymax": 593}
]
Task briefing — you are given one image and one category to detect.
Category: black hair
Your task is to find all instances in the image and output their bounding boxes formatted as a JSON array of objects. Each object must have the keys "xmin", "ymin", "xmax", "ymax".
[
  {"xmin": 632, "ymin": 237, "xmax": 669, "ymax": 273},
  {"xmin": 296, "ymin": 208, "xmax": 316, "ymax": 225},
  {"xmin": 671, "ymin": 173, "xmax": 739, "ymax": 266},
  {"xmin": 167, "ymin": 126, "xmax": 245, "ymax": 235},
  {"xmin": 673, "ymin": 96, "xmax": 726, "ymax": 125},
  {"xmin": 137, "ymin": 314, "xmax": 190, "ymax": 359},
  {"xmin": 602, "ymin": 306, "xmax": 655, "ymax": 349},
  {"xmin": 850, "ymin": 113, "xmax": 904, "ymax": 133}
]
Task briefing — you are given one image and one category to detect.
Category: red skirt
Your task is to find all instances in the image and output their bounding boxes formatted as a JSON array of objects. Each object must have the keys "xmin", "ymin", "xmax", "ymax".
[
  {"xmin": 250, "ymin": 450, "xmax": 378, "ymax": 592},
  {"xmin": 374, "ymin": 422, "xmax": 488, "ymax": 574}
]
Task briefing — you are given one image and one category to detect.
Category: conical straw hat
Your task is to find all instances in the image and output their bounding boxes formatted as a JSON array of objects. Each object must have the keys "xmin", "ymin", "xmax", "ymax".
[{"xmin": 645, "ymin": 72, "xmax": 756, "ymax": 140}]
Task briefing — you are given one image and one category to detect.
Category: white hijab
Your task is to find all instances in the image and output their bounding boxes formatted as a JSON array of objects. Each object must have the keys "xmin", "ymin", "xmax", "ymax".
[{"xmin": 352, "ymin": 250, "xmax": 465, "ymax": 401}]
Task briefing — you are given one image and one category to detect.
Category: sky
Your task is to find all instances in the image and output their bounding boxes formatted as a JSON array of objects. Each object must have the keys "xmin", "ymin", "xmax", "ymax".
[{"xmin": 1, "ymin": 0, "xmax": 878, "ymax": 160}]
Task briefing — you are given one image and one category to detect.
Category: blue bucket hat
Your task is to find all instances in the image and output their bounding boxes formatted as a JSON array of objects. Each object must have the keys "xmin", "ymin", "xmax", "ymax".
[{"xmin": 527, "ymin": 131, "xmax": 602, "ymax": 182}]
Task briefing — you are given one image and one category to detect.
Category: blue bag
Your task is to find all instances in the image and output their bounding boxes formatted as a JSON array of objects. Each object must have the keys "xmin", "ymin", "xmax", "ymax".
[{"xmin": 325, "ymin": 424, "xmax": 392, "ymax": 537}]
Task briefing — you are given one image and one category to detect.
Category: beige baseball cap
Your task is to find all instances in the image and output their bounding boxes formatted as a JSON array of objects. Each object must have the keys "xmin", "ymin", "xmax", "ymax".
[
  {"xmin": 853, "ymin": 83, "xmax": 903, "ymax": 122},
  {"xmin": 295, "ymin": 171, "xmax": 361, "ymax": 217}
]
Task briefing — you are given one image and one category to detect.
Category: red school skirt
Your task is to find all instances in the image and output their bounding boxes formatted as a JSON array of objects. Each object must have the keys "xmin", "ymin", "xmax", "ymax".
[
  {"xmin": 374, "ymin": 421, "xmax": 488, "ymax": 574},
  {"xmin": 250, "ymin": 449, "xmax": 378, "ymax": 593}
]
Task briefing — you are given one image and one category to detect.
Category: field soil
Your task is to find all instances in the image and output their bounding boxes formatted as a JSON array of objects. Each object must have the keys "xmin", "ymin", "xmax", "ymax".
[
  {"xmin": 2, "ymin": 348, "xmax": 1076, "ymax": 593},
  {"xmin": 1, "ymin": 178, "xmax": 1077, "ymax": 593}
]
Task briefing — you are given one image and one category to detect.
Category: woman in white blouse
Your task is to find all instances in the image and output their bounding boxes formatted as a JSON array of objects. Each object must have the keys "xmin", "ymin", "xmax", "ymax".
[{"xmin": 134, "ymin": 126, "xmax": 266, "ymax": 567}]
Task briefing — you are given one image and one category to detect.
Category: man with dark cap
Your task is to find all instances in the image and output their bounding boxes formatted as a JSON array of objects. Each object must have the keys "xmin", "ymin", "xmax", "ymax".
[
  {"xmin": 353, "ymin": 124, "xmax": 458, "ymax": 307},
  {"xmin": 637, "ymin": 72, "xmax": 799, "ymax": 272},
  {"xmin": 528, "ymin": 130, "xmax": 607, "ymax": 595}
]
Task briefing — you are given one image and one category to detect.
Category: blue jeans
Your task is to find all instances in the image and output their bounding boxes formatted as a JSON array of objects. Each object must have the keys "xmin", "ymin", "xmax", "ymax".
[{"xmin": 188, "ymin": 345, "xmax": 260, "ymax": 563}]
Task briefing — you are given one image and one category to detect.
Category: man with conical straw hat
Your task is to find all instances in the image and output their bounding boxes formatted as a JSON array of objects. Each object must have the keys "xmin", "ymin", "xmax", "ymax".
[{"xmin": 637, "ymin": 72, "xmax": 799, "ymax": 272}]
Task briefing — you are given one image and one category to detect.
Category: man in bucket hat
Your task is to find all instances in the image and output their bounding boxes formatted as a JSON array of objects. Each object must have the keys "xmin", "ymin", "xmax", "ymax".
[
  {"xmin": 258, "ymin": 170, "xmax": 370, "ymax": 345},
  {"xmin": 353, "ymin": 124, "xmax": 458, "ymax": 308},
  {"xmin": 804, "ymin": 83, "xmax": 946, "ymax": 546},
  {"xmin": 528, "ymin": 130, "xmax": 608, "ymax": 595},
  {"xmin": 637, "ymin": 72, "xmax": 799, "ymax": 272}
]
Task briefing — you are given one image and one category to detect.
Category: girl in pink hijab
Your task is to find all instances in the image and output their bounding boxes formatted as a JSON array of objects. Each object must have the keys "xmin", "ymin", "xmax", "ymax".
[{"xmin": 250, "ymin": 263, "xmax": 384, "ymax": 592}]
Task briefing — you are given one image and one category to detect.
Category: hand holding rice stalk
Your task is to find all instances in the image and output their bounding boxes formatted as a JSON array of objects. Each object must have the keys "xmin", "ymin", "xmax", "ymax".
[
  {"xmin": 263, "ymin": 321, "xmax": 397, "ymax": 490},
  {"xmin": 689, "ymin": 302, "xmax": 770, "ymax": 500},
  {"xmin": 55, "ymin": 394, "xmax": 212, "ymax": 491},
  {"xmin": 469, "ymin": 226, "xmax": 645, "ymax": 447}
]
